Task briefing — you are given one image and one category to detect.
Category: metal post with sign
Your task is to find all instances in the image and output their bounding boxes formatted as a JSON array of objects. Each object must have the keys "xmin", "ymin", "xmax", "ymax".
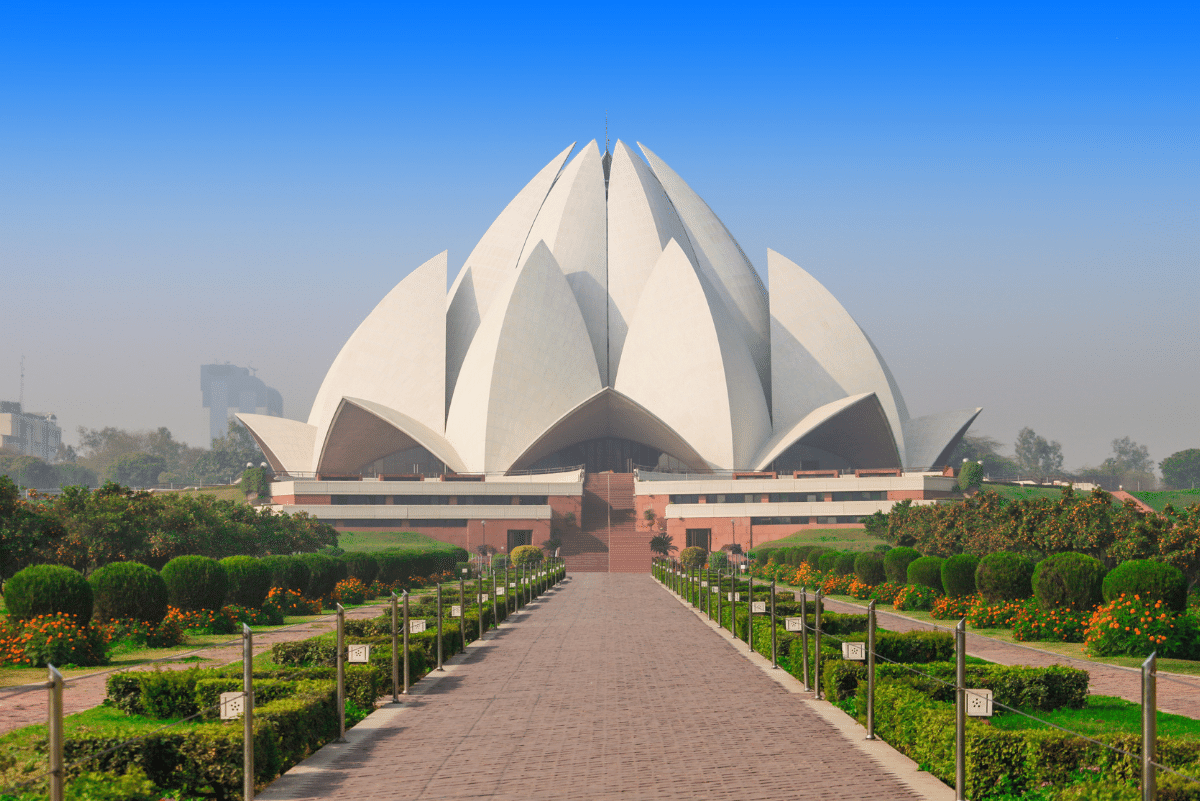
[
  {"xmin": 477, "ymin": 577, "xmax": 484, "ymax": 640},
  {"xmin": 1142, "ymin": 651, "xmax": 1157, "ymax": 801},
  {"xmin": 770, "ymin": 578, "xmax": 778, "ymax": 669},
  {"xmin": 492, "ymin": 569, "xmax": 498, "ymax": 629},
  {"xmin": 747, "ymin": 574, "xmax": 754, "ymax": 651},
  {"xmin": 390, "ymin": 592, "xmax": 400, "ymax": 702},
  {"xmin": 813, "ymin": 590, "xmax": 823, "ymax": 699},
  {"xmin": 458, "ymin": 578, "xmax": 466, "ymax": 652},
  {"xmin": 799, "ymin": 587, "xmax": 809, "ymax": 691},
  {"xmin": 866, "ymin": 600, "xmax": 876, "ymax": 739},
  {"xmin": 716, "ymin": 569, "xmax": 723, "ymax": 629},
  {"xmin": 336, "ymin": 603, "xmax": 346, "ymax": 740},
  {"xmin": 402, "ymin": 591, "xmax": 410, "ymax": 695},
  {"xmin": 436, "ymin": 583, "xmax": 444, "ymax": 671},
  {"xmin": 955, "ymin": 618, "xmax": 966, "ymax": 801},
  {"xmin": 47, "ymin": 665, "xmax": 64, "ymax": 801},
  {"xmin": 242, "ymin": 623, "xmax": 254, "ymax": 801}
]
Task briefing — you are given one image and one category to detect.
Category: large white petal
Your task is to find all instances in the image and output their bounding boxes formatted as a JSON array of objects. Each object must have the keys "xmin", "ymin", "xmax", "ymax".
[
  {"xmin": 903, "ymin": 408, "xmax": 983, "ymax": 470},
  {"xmin": 751, "ymin": 393, "xmax": 901, "ymax": 471},
  {"xmin": 235, "ymin": 414, "xmax": 316, "ymax": 475}
]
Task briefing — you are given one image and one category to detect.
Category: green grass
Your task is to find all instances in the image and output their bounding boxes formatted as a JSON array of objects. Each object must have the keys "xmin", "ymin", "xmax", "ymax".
[
  {"xmin": 334, "ymin": 530, "xmax": 461, "ymax": 553},
  {"xmin": 755, "ymin": 528, "xmax": 889, "ymax": 552},
  {"xmin": 158, "ymin": 485, "xmax": 247, "ymax": 502},
  {"xmin": 990, "ymin": 694, "xmax": 1200, "ymax": 739},
  {"xmin": 1133, "ymin": 489, "xmax": 1200, "ymax": 512},
  {"xmin": 979, "ymin": 484, "xmax": 1083, "ymax": 502}
]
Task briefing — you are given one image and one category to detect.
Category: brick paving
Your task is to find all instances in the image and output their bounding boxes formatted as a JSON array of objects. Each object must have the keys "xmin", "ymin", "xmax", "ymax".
[
  {"xmin": 259, "ymin": 574, "xmax": 934, "ymax": 800},
  {"xmin": 0, "ymin": 602, "xmax": 388, "ymax": 735},
  {"xmin": 823, "ymin": 598, "xmax": 1200, "ymax": 718}
]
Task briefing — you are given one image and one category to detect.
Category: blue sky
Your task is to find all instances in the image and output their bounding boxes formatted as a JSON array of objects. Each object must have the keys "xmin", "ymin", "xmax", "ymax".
[{"xmin": 1, "ymin": 2, "xmax": 1196, "ymax": 470}]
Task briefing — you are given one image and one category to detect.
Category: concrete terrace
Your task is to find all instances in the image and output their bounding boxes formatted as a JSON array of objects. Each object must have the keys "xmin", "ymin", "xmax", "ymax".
[{"xmin": 257, "ymin": 573, "xmax": 949, "ymax": 800}]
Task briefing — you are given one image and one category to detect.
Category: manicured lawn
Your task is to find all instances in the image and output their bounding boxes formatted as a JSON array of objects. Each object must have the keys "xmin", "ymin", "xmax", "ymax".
[
  {"xmin": 979, "ymin": 484, "xmax": 1088, "ymax": 502},
  {"xmin": 333, "ymin": 530, "xmax": 459, "ymax": 553},
  {"xmin": 990, "ymin": 694, "xmax": 1200, "ymax": 739},
  {"xmin": 157, "ymin": 484, "xmax": 247, "ymax": 502},
  {"xmin": 756, "ymin": 528, "xmax": 889, "ymax": 552},
  {"xmin": 1134, "ymin": 489, "xmax": 1200, "ymax": 512}
]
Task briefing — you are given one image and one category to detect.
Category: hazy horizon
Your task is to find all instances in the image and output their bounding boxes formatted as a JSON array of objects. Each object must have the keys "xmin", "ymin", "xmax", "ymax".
[{"xmin": 2, "ymin": 3, "xmax": 1196, "ymax": 473}]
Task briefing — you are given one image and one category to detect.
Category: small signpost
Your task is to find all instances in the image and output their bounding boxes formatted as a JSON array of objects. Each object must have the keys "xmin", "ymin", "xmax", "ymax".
[
  {"xmin": 496, "ymin": 588, "xmax": 505, "ymax": 596},
  {"xmin": 219, "ymin": 692, "xmax": 245, "ymax": 720},
  {"xmin": 751, "ymin": 601, "xmax": 766, "ymax": 614},
  {"xmin": 966, "ymin": 689, "xmax": 994, "ymax": 717},
  {"xmin": 841, "ymin": 642, "xmax": 866, "ymax": 661},
  {"xmin": 451, "ymin": 605, "xmax": 462, "ymax": 618},
  {"xmin": 461, "ymin": 568, "xmax": 469, "ymax": 575},
  {"xmin": 785, "ymin": 617, "xmax": 804, "ymax": 632},
  {"xmin": 481, "ymin": 593, "xmax": 489, "ymax": 602},
  {"xmin": 701, "ymin": 580, "xmax": 708, "ymax": 588},
  {"xmin": 728, "ymin": 592, "xmax": 740, "ymax": 602},
  {"xmin": 348, "ymin": 644, "xmax": 371, "ymax": 663},
  {"xmin": 710, "ymin": 585, "xmax": 718, "ymax": 594},
  {"xmin": 409, "ymin": 620, "xmax": 427, "ymax": 635}
]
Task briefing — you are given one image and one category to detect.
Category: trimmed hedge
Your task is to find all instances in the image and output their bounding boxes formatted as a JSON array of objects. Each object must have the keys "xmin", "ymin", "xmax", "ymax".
[
  {"xmin": 341, "ymin": 552, "xmax": 379, "ymax": 585},
  {"xmin": 161, "ymin": 556, "xmax": 228, "ymax": 611},
  {"xmin": 510, "ymin": 545, "xmax": 543, "ymax": 567},
  {"xmin": 853, "ymin": 551, "xmax": 886, "ymax": 585},
  {"xmin": 88, "ymin": 561, "xmax": 169, "ymax": 624},
  {"xmin": 220, "ymin": 555, "xmax": 272, "ymax": 608},
  {"xmin": 1034, "ymin": 552, "xmax": 1106, "ymax": 611},
  {"xmin": 298, "ymin": 553, "xmax": 342, "ymax": 600},
  {"xmin": 260, "ymin": 555, "xmax": 310, "ymax": 593},
  {"xmin": 804, "ymin": 547, "xmax": 826, "ymax": 568},
  {"xmin": 2, "ymin": 564, "xmax": 93, "ymax": 623},
  {"xmin": 941, "ymin": 553, "xmax": 979, "ymax": 598},
  {"xmin": 680, "ymin": 546, "xmax": 707, "ymax": 570},
  {"xmin": 834, "ymin": 551, "xmax": 858, "ymax": 576},
  {"xmin": 884, "ymin": 546, "xmax": 921, "ymax": 584},
  {"xmin": 817, "ymin": 550, "xmax": 843, "ymax": 573},
  {"xmin": 907, "ymin": 556, "xmax": 946, "ymax": 592},
  {"xmin": 1101, "ymin": 559, "xmax": 1187, "ymax": 611},
  {"xmin": 823, "ymin": 660, "xmax": 1089, "ymax": 710},
  {"xmin": 975, "ymin": 551, "xmax": 1034, "ymax": 602}
]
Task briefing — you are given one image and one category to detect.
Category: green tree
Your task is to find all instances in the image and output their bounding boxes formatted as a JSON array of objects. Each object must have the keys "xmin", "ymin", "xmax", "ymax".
[
  {"xmin": 107, "ymin": 452, "xmax": 167, "ymax": 487},
  {"xmin": 949, "ymin": 434, "xmax": 1020, "ymax": 478},
  {"xmin": 1106, "ymin": 436, "xmax": 1152, "ymax": 474},
  {"xmin": 1161, "ymin": 449, "xmax": 1200, "ymax": 490},
  {"xmin": 957, "ymin": 462, "xmax": 984, "ymax": 491},
  {"xmin": 649, "ymin": 533, "xmax": 677, "ymax": 556},
  {"xmin": 1014, "ymin": 427, "xmax": 1063, "ymax": 476}
]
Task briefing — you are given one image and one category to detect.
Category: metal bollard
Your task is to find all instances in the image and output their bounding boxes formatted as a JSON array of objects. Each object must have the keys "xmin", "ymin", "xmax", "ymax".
[
  {"xmin": 1143, "ymin": 651, "xmax": 1157, "ymax": 801},
  {"xmin": 390, "ymin": 592, "xmax": 400, "ymax": 702},
  {"xmin": 770, "ymin": 578, "xmax": 777, "ymax": 669},
  {"xmin": 242, "ymin": 623, "xmax": 254, "ymax": 801},
  {"xmin": 458, "ymin": 578, "xmax": 466, "ymax": 653},
  {"xmin": 477, "ymin": 577, "xmax": 484, "ymax": 640},
  {"xmin": 813, "ymin": 590, "xmax": 823, "ymax": 699},
  {"xmin": 436, "ymin": 583, "xmax": 444, "ymax": 671},
  {"xmin": 955, "ymin": 618, "xmax": 966, "ymax": 801},
  {"xmin": 799, "ymin": 586, "xmax": 810, "ymax": 691},
  {"xmin": 747, "ymin": 574, "xmax": 754, "ymax": 652},
  {"xmin": 866, "ymin": 600, "xmax": 876, "ymax": 740},
  {"xmin": 716, "ymin": 569, "xmax": 723, "ymax": 629},
  {"xmin": 402, "ymin": 590, "xmax": 410, "ymax": 695},
  {"xmin": 47, "ymin": 664, "xmax": 64, "ymax": 801},
  {"xmin": 336, "ymin": 603, "xmax": 346, "ymax": 740},
  {"xmin": 492, "ymin": 569, "xmax": 499, "ymax": 629}
]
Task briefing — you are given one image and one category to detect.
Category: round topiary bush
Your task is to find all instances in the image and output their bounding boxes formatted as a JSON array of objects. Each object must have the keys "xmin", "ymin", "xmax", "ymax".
[
  {"xmin": 907, "ymin": 556, "xmax": 946, "ymax": 592},
  {"xmin": 511, "ymin": 544, "xmax": 544, "ymax": 567},
  {"xmin": 853, "ymin": 551, "xmax": 886, "ymax": 585},
  {"xmin": 975, "ymin": 551, "xmax": 1035, "ymax": 602},
  {"xmin": 3, "ymin": 565, "xmax": 93, "ymax": 623},
  {"xmin": 831, "ymin": 551, "xmax": 855, "ymax": 576},
  {"xmin": 340, "ymin": 552, "xmax": 379, "ymax": 585},
  {"xmin": 941, "ymin": 554, "xmax": 980, "ymax": 598},
  {"xmin": 804, "ymin": 548, "xmax": 826, "ymax": 568},
  {"xmin": 818, "ymin": 550, "xmax": 842, "ymax": 573},
  {"xmin": 298, "ymin": 553, "xmax": 342, "ymax": 600},
  {"xmin": 680, "ymin": 546, "xmax": 707, "ymax": 570},
  {"xmin": 88, "ymin": 561, "xmax": 168, "ymax": 623},
  {"xmin": 884, "ymin": 547, "xmax": 921, "ymax": 584},
  {"xmin": 873, "ymin": 544, "xmax": 892, "ymax": 553},
  {"xmin": 161, "ymin": 556, "xmax": 229, "ymax": 611},
  {"xmin": 220, "ymin": 556, "xmax": 272, "ymax": 608},
  {"xmin": 261, "ymin": 555, "xmax": 311, "ymax": 593},
  {"xmin": 1033, "ymin": 552, "xmax": 1107, "ymax": 612},
  {"xmin": 1101, "ymin": 559, "xmax": 1187, "ymax": 611}
]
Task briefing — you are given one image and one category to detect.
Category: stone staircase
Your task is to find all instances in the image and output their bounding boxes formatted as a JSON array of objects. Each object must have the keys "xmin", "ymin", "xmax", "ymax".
[{"xmin": 560, "ymin": 472, "xmax": 649, "ymax": 573}]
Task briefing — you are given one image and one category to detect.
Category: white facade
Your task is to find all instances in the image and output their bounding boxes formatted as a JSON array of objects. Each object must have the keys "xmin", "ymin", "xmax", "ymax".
[{"xmin": 238, "ymin": 139, "xmax": 980, "ymax": 477}]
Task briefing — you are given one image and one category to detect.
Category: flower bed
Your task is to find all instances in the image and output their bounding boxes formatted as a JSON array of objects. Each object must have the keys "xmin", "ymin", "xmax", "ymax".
[
  {"xmin": 1084, "ymin": 594, "xmax": 1200, "ymax": 658},
  {"xmin": 1012, "ymin": 599, "xmax": 1090, "ymax": 643}
]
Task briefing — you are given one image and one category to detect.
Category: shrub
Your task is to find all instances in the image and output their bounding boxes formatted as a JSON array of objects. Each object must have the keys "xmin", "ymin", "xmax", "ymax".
[
  {"xmin": 679, "ymin": 546, "xmax": 707, "ymax": 570},
  {"xmin": 1101, "ymin": 559, "xmax": 1188, "ymax": 612},
  {"xmin": 708, "ymin": 549, "xmax": 728, "ymax": 572},
  {"xmin": 341, "ymin": 552, "xmax": 379, "ymax": 585},
  {"xmin": 1085, "ymin": 594, "xmax": 1200, "ymax": 658},
  {"xmin": 261, "ymin": 555, "xmax": 311, "ymax": 592},
  {"xmin": 804, "ymin": 547, "xmax": 826, "ymax": 568},
  {"xmin": 220, "ymin": 555, "xmax": 272, "ymax": 608},
  {"xmin": 298, "ymin": 552, "xmax": 341, "ymax": 600},
  {"xmin": 161, "ymin": 555, "xmax": 228, "ymax": 611},
  {"xmin": 868, "ymin": 581, "xmax": 903, "ymax": 604},
  {"xmin": 907, "ymin": 556, "xmax": 945, "ymax": 592},
  {"xmin": 333, "ymin": 577, "xmax": 367, "ymax": 605},
  {"xmin": 817, "ymin": 550, "xmax": 842, "ymax": 573},
  {"xmin": 2, "ymin": 564, "xmax": 93, "ymax": 623},
  {"xmin": 966, "ymin": 599, "xmax": 1024, "ymax": 629},
  {"xmin": 1034, "ymin": 552, "xmax": 1106, "ymax": 611},
  {"xmin": 975, "ymin": 551, "xmax": 1035, "ymax": 602},
  {"xmin": 941, "ymin": 553, "xmax": 979, "ymax": 598},
  {"xmin": 491, "ymin": 553, "xmax": 509, "ymax": 569},
  {"xmin": 1012, "ymin": 598, "xmax": 1090, "ymax": 642},
  {"xmin": 958, "ymin": 461, "xmax": 984, "ymax": 491},
  {"xmin": 0, "ymin": 613, "xmax": 107, "ymax": 667},
  {"xmin": 264, "ymin": 587, "xmax": 320, "ymax": 617},
  {"xmin": 88, "ymin": 561, "xmax": 168, "ymax": 624},
  {"xmin": 834, "ymin": 551, "xmax": 858, "ymax": 576},
  {"xmin": 883, "ymin": 546, "xmax": 920, "ymax": 584},
  {"xmin": 824, "ymin": 660, "xmax": 1089, "ymax": 710},
  {"xmin": 510, "ymin": 545, "xmax": 543, "ymax": 567},
  {"xmin": 853, "ymin": 551, "xmax": 886, "ymax": 585},
  {"xmin": 893, "ymin": 584, "xmax": 939, "ymax": 611},
  {"xmin": 930, "ymin": 595, "xmax": 975, "ymax": 620},
  {"xmin": 101, "ymin": 616, "xmax": 184, "ymax": 649}
]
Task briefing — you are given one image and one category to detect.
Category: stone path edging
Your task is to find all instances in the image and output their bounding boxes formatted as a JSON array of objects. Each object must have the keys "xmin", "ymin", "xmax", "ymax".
[{"xmin": 659, "ymin": 582, "xmax": 953, "ymax": 801}]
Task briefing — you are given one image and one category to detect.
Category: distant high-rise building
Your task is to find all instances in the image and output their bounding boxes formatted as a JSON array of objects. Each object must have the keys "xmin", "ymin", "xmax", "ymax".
[
  {"xmin": 0, "ymin": 401, "xmax": 62, "ymax": 461},
  {"xmin": 200, "ymin": 365, "xmax": 283, "ymax": 445}
]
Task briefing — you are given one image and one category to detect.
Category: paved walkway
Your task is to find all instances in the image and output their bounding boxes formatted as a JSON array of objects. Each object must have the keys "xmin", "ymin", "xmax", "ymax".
[
  {"xmin": 259, "ymin": 574, "xmax": 946, "ymax": 800},
  {"xmin": 0, "ymin": 603, "xmax": 387, "ymax": 735},
  {"xmin": 823, "ymin": 598, "xmax": 1200, "ymax": 717}
]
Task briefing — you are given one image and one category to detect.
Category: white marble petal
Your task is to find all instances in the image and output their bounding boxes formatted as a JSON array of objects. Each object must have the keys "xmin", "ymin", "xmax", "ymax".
[
  {"xmin": 768, "ymin": 248, "xmax": 907, "ymax": 456},
  {"xmin": 605, "ymin": 140, "xmax": 698, "ymax": 381},
  {"xmin": 903, "ymin": 407, "xmax": 983, "ymax": 470},
  {"xmin": 445, "ymin": 143, "xmax": 576, "ymax": 407},
  {"xmin": 615, "ymin": 239, "xmax": 771, "ymax": 469},
  {"xmin": 307, "ymin": 251, "xmax": 447, "ymax": 469},
  {"xmin": 518, "ymin": 141, "xmax": 609, "ymax": 383},
  {"xmin": 234, "ymin": 413, "xmax": 316, "ymax": 475},
  {"xmin": 445, "ymin": 241, "xmax": 603, "ymax": 472},
  {"xmin": 638, "ymin": 142, "xmax": 771, "ymax": 404},
  {"xmin": 316, "ymin": 397, "xmax": 467, "ymax": 475}
]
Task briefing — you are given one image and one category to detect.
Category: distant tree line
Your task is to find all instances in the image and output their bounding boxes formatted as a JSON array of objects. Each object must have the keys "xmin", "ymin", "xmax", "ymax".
[
  {"xmin": 0, "ymin": 419, "xmax": 265, "ymax": 489},
  {"xmin": 0, "ymin": 476, "xmax": 336, "ymax": 580}
]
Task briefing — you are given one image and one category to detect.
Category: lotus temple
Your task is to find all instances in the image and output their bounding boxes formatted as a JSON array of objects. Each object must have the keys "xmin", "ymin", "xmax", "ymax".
[{"xmin": 237, "ymin": 140, "xmax": 980, "ymax": 572}]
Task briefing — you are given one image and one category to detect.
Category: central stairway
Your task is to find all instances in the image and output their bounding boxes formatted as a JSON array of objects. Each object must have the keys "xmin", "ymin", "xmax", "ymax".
[{"xmin": 560, "ymin": 472, "xmax": 646, "ymax": 573}]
